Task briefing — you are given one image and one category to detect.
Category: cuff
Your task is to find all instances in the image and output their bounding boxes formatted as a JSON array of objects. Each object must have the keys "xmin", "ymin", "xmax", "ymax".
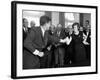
[{"xmin": 33, "ymin": 49, "xmax": 39, "ymax": 55}]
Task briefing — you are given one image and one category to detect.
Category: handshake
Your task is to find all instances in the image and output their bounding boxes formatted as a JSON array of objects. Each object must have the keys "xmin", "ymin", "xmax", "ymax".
[
  {"xmin": 60, "ymin": 36, "xmax": 72, "ymax": 45},
  {"xmin": 33, "ymin": 50, "xmax": 44, "ymax": 57}
]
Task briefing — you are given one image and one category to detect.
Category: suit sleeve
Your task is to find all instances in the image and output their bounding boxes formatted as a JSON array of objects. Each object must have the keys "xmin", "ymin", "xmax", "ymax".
[
  {"xmin": 61, "ymin": 29, "xmax": 67, "ymax": 39},
  {"xmin": 24, "ymin": 30, "xmax": 36, "ymax": 53},
  {"xmin": 48, "ymin": 34, "xmax": 60, "ymax": 44}
]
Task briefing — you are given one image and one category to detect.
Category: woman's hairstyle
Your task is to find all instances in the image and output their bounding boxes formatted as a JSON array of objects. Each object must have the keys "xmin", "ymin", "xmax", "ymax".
[
  {"xmin": 40, "ymin": 15, "xmax": 51, "ymax": 26},
  {"xmin": 72, "ymin": 22, "xmax": 80, "ymax": 30}
]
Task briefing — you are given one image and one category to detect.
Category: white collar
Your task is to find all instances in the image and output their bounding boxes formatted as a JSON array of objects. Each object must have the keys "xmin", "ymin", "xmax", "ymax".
[
  {"xmin": 23, "ymin": 27, "xmax": 27, "ymax": 32},
  {"xmin": 41, "ymin": 27, "xmax": 45, "ymax": 37}
]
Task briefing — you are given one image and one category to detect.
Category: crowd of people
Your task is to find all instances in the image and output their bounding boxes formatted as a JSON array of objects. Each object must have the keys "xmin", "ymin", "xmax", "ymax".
[{"xmin": 23, "ymin": 15, "xmax": 91, "ymax": 69}]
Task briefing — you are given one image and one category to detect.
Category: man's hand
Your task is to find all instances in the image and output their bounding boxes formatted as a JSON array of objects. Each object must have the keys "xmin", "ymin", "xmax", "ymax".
[
  {"xmin": 47, "ymin": 45, "xmax": 52, "ymax": 51},
  {"xmin": 60, "ymin": 37, "xmax": 68, "ymax": 43},
  {"xmin": 33, "ymin": 50, "xmax": 44, "ymax": 57},
  {"xmin": 83, "ymin": 41, "xmax": 89, "ymax": 45},
  {"xmin": 60, "ymin": 36, "xmax": 72, "ymax": 45},
  {"xmin": 38, "ymin": 52, "xmax": 44, "ymax": 57},
  {"xmin": 66, "ymin": 36, "xmax": 72, "ymax": 45}
]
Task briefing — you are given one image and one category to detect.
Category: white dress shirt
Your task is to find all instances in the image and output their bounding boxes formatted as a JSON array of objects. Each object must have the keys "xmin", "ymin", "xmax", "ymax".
[{"xmin": 41, "ymin": 27, "xmax": 45, "ymax": 37}]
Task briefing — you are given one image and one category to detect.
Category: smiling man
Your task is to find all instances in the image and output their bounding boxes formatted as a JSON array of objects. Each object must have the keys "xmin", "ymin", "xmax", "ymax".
[{"xmin": 23, "ymin": 15, "xmax": 70, "ymax": 69}]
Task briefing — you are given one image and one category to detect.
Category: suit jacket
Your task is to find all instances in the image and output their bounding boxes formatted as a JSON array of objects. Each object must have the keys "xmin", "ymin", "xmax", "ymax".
[
  {"xmin": 23, "ymin": 27, "xmax": 59, "ymax": 69},
  {"xmin": 23, "ymin": 27, "xmax": 31, "ymax": 41},
  {"xmin": 55, "ymin": 28, "xmax": 66, "ymax": 39},
  {"xmin": 83, "ymin": 30, "xmax": 91, "ymax": 43},
  {"xmin": 54, "ymin": 28, "xmax": 66, "ymax": 47}
]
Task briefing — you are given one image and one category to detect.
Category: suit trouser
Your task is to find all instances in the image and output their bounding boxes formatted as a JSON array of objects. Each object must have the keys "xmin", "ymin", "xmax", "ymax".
[
  {"xmin": 40, "ymin": 50, "xmax": 52, "ymax": 68},
  {"xmin": 54, "ymin": 46, "xmax": 65, "ymax": 66},
  {"xmin": 23, "ymin": 50, "xmax": 40, "ymax": 69}
]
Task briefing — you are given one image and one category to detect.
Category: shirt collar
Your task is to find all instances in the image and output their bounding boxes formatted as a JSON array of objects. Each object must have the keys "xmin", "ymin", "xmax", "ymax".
[{"xmin": 41, "ymin": 26, "xmax": 45, "ymax": 36}]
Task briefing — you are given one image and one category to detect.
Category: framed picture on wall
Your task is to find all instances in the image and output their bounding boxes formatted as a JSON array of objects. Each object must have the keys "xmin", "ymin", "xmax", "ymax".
[{"xmin": 11, "ymin": 1, "xmax": 98, "ymax": 79}]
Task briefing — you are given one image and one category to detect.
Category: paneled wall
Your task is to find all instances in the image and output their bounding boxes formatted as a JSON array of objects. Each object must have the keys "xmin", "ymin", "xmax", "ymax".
[
  {"xmin": 51, "ymin": 12, "xmax": 59, "ymax": 27},
  {"xmin": 80, "ymin": 13, "xmax": 91, "ymax": 27},
  {"xmin": 83, "ymin": 13, "xmax": 91, "ymax": 27}
]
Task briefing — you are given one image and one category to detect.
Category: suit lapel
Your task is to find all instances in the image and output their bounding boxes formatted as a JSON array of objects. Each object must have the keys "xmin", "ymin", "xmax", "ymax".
[
  {"xmin": 39, "ymin": 27, "xmax": 45, "ymax": 43},
  {"xmin": 44, "ymin": 31, "xmax": 48, "ymax": 46},
  {"xmin": 39, "ymin": 27, "xmax": 48, "ymax": 46}
]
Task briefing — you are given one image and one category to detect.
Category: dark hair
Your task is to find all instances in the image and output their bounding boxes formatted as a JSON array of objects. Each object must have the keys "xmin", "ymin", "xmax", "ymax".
[
  {"xmin": 40, "ymin": 15, "xmax": 51, "ymax": 26},
  {"xmin": 86, "ymin": 20, "xmax": 89, "ymax": 24},
  {"xmin": 72, "ymin": 22, "xmax": 80, "ymax": 30},
  {"xmin": 23, "ymin": 18, "xmax": 27, "ymax": 23}
]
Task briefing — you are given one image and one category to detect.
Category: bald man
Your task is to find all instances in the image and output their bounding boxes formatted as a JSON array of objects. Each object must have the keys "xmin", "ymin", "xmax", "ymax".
[
  {"xmin": 54, "ymin": 24, "xmax": 66, "ymax": 67},
  {"xmin": 30, "ymin": 20, "xmax": 36, "ymax": 29}
]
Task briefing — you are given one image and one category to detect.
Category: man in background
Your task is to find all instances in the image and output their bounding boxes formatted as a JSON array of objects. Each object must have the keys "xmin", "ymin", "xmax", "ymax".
[
  {"xmin": 83, "ymin": 20, "xmax": 91, "ymax": 64},
  {"xmin": 85, "ymin": 20, "xmax": 91, "ymax": 29},
  {"xmin": 47, "ymin": 25, "xmax": 56, "ymax": 68},
  {"xmin": 54, "ymin": 24, "xmax": 66, "ymax": 67},
  {"xmin": 84, "ymin": 27, "xmax": 91, "ymax": 62},
  {"xmin": 30, "ymin": 20, "xmax": 36, "ymax": 29},
  {"xmin": 23, "ymin": 18, "xmax": 30, "ymax": 41}
]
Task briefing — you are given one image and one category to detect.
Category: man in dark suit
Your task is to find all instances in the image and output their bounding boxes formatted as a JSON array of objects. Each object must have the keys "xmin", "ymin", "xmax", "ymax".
[
  {"xmin": 54, "ymin": 24, "xmax": 66, "ymax": 67},
  {"xmin": 83, "ymin": 20, "xmax": 91, "ymax": 63},
  {"xmin": 47, "ymin": 25, "xmax": 56, "ymax": 68},
  {"xmin": 30, "ymin": 20, "xmax": 36, "ymax": 29},
  {"xmin": 83, "ymin": 27, "xmax": 91, "ymax": 62},
  {"xmin": 23, "ymin": 18, "xmax": 31, "ymax": 41},
  {"xmin": 23, "ymin": 16, "xmax": 67, "ymax": 69}
]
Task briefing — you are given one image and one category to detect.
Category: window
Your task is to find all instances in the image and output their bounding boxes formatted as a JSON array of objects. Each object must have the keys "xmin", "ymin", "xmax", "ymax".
[
  {"xmin": 65, "ymin": 13, "xmax": 80, "ymax": 28},
  {"xmin": 23, "ymin": 11, "xmax": 45, "ymax": 27}
]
